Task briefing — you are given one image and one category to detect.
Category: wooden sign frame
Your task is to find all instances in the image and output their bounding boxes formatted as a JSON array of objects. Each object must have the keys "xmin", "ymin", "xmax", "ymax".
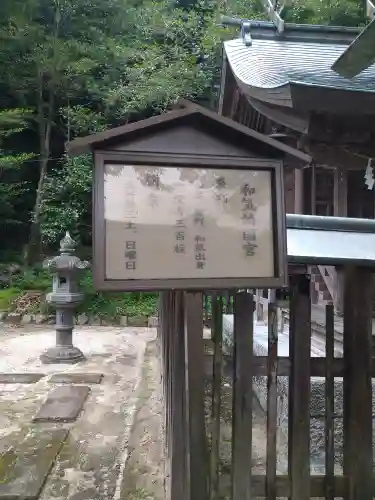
[{"xmin": 93, "ymin": 150, "xmax": 287, "ymax": 291}]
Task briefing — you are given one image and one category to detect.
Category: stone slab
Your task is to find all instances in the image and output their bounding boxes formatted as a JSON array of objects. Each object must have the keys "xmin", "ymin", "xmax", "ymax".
[
  {"xmin": 0, "ymin": 373, "xmax": 44, "ymax": 384},
  {"xmin": 48, "ymin": 373, "xmax": 103, "ymax": 384},
  {"xmin": 33, "ymin": 385, "xmax": 90, "ymax": 422},
  {"xmin": 4, "ymin": 313, "xmax": 21, "ymax": 325},
  {"xmin": 0, "ymin": 428, "xmax": 68, "ymax": 499}
]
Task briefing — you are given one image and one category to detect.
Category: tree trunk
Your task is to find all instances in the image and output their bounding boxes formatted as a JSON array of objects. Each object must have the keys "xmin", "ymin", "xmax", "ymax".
[
  {"xmin": 25, "ymin": 80, "xmax": 54, "ymax": 266},
  {"xmin": 25, "ymin": 7, "xmax": 61, "ymax": 266}
]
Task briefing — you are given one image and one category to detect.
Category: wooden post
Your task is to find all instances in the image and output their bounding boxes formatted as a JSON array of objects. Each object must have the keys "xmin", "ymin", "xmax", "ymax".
[
  {"xmin": 184, "ymin": 291, "xmax": 208, "ymax": 500},
  {"xmin": 343, "ymin": 266, "xmax": 373, "ymax": 500},
  {"xmin": 294, "ymin": 168, "xmax": 304, "ymax": 214},
  {"xmin": 325, "ymin": 304, "xmax": 335, "ymax": 500},
  {"xmin": 209, "ymin": 293, "xmax": 223, "ymax": 500},
  {"xmin": 232, "ymin": 291, "xmax": 254, "ymax": 500},
  {"xmin": 288, "ymin": 274, "xmax": 311, "ymax": 500},
  {"xmin": 266, "ymin": 302, "xmax": 278, "ymax": 500},
  {"xmin": 311, "ymin": 164, "xmax": 316, "ymax": 215},
  {"xmin": 334, "ymin": 168, "xmax": 347, "ymax": 314},
  {"xmin": 159, "ymin": 291, "xmax": 188, "ymax": 500},
  {"xmin": 333, "ymin": 168, "xmax": 348, "ymax": 217}
]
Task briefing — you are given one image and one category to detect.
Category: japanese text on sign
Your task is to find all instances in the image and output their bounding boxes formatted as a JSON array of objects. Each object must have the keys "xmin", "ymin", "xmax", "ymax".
[
  {"xmin": 240, "ymin": 183, "xmax": 258, "ymax": 257},
  {"xmin": 104, "ymin": 165, "xmax": 274, "ymax": 280},
  {"xmin": 124, "ymin": 181, "xmax": 137, "ymax": 271}
]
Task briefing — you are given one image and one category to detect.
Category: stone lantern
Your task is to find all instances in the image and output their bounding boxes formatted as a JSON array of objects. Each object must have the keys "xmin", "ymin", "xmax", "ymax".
[{"xmin": 40, "ymin": 232, "xmax": 90, "ymax": 364}]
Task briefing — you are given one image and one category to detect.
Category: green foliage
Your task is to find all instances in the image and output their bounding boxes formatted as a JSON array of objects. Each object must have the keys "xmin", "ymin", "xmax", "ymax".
[
  {"xmin": 0, "ymin": 109, "xmax": 35, "ymax": 240},
  {"xmin": 40, "ymin": 154, "xmax": 92, "ymax": 245},
  {"xmin": 10, "ymin": 266, "xmax": 51, "ymax": 291},
  {"xmin": 283, "ymin": 0, "xmax": 367, "ymax": 26},
  {"xmin": 78, "ymin": 271, "xmax": 158, "ymax": 318},
  {"xmin": 0, "ymin": 266, "xmax": 158, "ymax": 318},
  {"xmin": 0, "ymin": 288, "xmax": 21, "ymax": 310},
  {"xmin": 0, "ymin": 0, "xmax": 226, "ymax": 251},
  {"xmin": 0, "ymin": 0, "xmax": 369, "ymax": 256}
]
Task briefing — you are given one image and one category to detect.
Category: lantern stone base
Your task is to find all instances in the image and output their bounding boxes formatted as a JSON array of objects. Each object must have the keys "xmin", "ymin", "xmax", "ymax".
[{"xmin": 40, "ymin": 345, "xmax": 85, "ymax": 364}]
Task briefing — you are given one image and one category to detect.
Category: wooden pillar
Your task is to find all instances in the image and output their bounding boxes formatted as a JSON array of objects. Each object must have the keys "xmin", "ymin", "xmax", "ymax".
[
  {"xmin": 232, "ymin": 292, "xmax": 254, "ymax": 500},
  {"xmin": 294, "ymin": 168, "xmax": 304, "ymax": 214},
  {"xmin": 288, "ymin": 273, "xmax": 311, "ymax": 500},
  {"xmin": 184, "ymin": 292, "xmax": 208, "ymax": 500},
  {"xmin": 343, "ymin": 266, "xmax": 373, "ymax": 500},
  {"xmin": 334, "ymin": 168, "xmax": 348, "ymax": 217},
  {"xmin": 159, "ymin": 291, "xmax": 188, "ymax": 500},
  {"xmin": 311, "ymin": 164, "xmax": 316, "ymax": 215},
  {"xmin": 334, "ymin": 169, "xmax": 348, "ymax": 314},
  {"xmin": 209, "ymin": 294, "xmax": 223, "ymax": 500}
]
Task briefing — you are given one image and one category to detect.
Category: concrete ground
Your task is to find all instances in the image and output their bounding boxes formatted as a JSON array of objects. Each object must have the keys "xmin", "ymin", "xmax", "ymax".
[
  {"xmin": 0, "ymin": 323, "xmax": 279, "ymax": 500},
  {"xmin": 0, "ymin": 324, "xmax": 164, "ymax": 500}
]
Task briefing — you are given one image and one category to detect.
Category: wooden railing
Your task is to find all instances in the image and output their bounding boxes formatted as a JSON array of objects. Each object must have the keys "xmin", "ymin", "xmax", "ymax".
[{"xmin": 159, "ymin": 266, "xmax": 374, "ymax": 500}]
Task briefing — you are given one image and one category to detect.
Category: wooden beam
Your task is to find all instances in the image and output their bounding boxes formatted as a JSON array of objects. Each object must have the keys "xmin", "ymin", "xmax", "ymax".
[
  {"xmin": 333, "ymin": 168, "xmax": 347, "ymax": 314},
  {"xmin": 294, "ymin": 167, "xmax": 304, "ymax": 214},
  {"xmin": 232, "ymin": 292, "xmax": 254, "ymax": 500},
  {"xmin": 184, "ymin": 292, "xmax": 208, "ymax": 500},
  {"xmin": 266, "ymin": 302, "xmax": 278, "ymax": 500},
  {"xmin": 303, "ymin": 140, "xmax": 369, "ymax": 170},
  {"xmin": 159, "ymin": 291, "xmax": 188, "ymax": 500},
  {"xmin": 310, "ymin": 163, "xmax": 316, "ymax": 215},
  {"xmin": 288, "ymin": 274, "xmax": 311, "ymax": 500},
  {"xmin": 250, "ymin": 475, "xmax": 357, "ymax": 497},
  {"xmin": 325, "ymin": 304, "xmax": 335, "ymax": 500},
  {"xmin": 334, "ymin": 168, "xmax": 348, "ymax": 217},
  {"xmin": 204, "ymin": 354, "xmax": 375, "ymax": 379},
  {"xmin": 209, "ymin": 293, "xmax": 223, "ymax": 500},
  {"xmin": 343, "ymin": 266, "xmax": 373, "ymax": 500}
]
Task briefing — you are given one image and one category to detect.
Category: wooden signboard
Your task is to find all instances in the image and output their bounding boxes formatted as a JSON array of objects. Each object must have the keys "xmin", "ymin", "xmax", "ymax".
[
  {"xmin": 94, "ymin": 154, "xmax": 287, "ymax": 290},
  {"xmin": 66, "ymin": 102, "xmax": 294, "ymax": 290}
]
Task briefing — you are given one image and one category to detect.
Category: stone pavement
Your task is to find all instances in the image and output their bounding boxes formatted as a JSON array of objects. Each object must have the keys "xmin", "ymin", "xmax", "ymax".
[{"xmin": 0, "ymin": 324, "xmax": 163, "ymax": 500}]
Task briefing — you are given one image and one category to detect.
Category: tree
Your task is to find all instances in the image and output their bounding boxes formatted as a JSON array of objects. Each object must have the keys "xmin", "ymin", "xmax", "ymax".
[
  {"xmin": 36, "ymin": 0, "xmax": 224, "ymax": 247},
  {"xmin": 0, "ymin": 0, "xmax": 224, "ymax": 255},
  {"xmin": 0, "ymin": 0, "xmax": 366, "ymax": 257},
  {"xmin": 282, "ymin": 0, "xmax": 367, "ymax": 26},
  {"xmin": 0, "ymin": 0, "xmax": 137, "ymax": 262},
  {"xmin": 0, "ymin": 109, "xmax": 34, "ymax": 246}
]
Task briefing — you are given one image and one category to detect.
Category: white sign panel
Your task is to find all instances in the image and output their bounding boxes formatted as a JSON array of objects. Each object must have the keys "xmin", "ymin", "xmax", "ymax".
[{"xmin": 103, "ymin": 164, "xmax": 275, "ymax": 281}]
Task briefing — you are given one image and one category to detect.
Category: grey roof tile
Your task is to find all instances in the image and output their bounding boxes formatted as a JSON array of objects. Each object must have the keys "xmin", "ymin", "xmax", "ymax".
[{"xmin": 224, "ymin": 37, "xmax": 375, "ymax": 92}]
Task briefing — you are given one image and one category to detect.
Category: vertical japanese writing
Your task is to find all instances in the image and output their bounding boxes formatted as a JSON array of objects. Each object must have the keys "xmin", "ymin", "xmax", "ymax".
[
  {"xmin": 214, "ymin": 175, "xmax": 228, "ymax": 205},
  {"xmin": 193, "ymin": 189, "xmax": 206, "ymax": 269},
  {"xmin": 240, "ymin": 183, "xmax": 258, "ymax": 257},
  {"xmin": 124, "ymin": 180, "xmax": 137, "ymax": 271},
  {"xmin": 145, "ymin": 172, "xmax": 160, "ymax": 209},
  {"xmin": 174, "ymin": 194, "xmax": 186, "ymax": 255}
]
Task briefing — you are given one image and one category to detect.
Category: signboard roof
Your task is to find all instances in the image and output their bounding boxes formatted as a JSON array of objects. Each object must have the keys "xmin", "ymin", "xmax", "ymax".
[
  {"xmin": 66, "ymin": 100, "xmax": 310, "ymax": 163},
  {"xmin": 67, "ymin": 101, "xmax": 291, "ymax": 291}
]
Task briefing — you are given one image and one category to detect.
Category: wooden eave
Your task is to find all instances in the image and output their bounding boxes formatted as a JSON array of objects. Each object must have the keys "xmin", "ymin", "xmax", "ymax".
[
  {"xmin": 222, "ymin": 21, "xmax": 375, "ymax": 116},
  {"xmin": 67, "ymin": 100, "xmax": 311, "ymax": 163},
  {"xmin": 219, "ymin": 59, "xmax": 375, "ymax": 170}
]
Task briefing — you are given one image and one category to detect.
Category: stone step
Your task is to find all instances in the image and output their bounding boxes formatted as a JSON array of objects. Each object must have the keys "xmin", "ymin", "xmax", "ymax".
[
  {"xmin": 0, "ymin": 374, "xmax": 44, "ymax": 384},
  {"xmin": 281, "ymin": 309, "xmax": 343, "ymax": 356},
  {"xmin": 0, "ymin": 428, "xmax": 68, "ymax": 499},
  {"xmin": 48, "ymin": 373, "xmax": 103, "ymax": 384},
  {"xmin": 33, "ymin": 386, "xmax": 90, "ymax": 423}
]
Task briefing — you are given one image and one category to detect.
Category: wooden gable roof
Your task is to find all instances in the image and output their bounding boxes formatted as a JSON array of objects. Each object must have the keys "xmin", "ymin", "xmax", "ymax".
[{"xmin": 67, "ymin": 100, "xmax": 310, "ymax": 163}]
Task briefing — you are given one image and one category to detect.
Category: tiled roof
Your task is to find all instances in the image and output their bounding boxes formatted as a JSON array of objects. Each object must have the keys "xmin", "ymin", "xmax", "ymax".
[{"xmin": 224, "ymin": 34, "xmax": 375, "ymax": 94}]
